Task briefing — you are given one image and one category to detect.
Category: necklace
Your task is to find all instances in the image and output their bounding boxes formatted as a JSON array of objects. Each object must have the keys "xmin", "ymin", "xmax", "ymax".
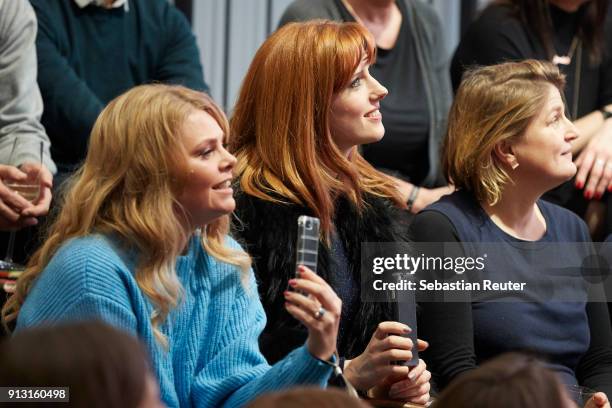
[{"xmin": 552, "ymin": 36, "xmax": 579, "ymax": 66}]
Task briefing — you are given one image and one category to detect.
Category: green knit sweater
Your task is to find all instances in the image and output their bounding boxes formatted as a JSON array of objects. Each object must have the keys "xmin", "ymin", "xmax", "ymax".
[{"xmin": 30, "ymin": 0, "xmax": 208, "ymax": 171}]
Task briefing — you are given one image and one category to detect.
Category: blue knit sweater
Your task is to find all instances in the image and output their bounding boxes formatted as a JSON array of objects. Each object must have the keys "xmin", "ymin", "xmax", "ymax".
[{"xmin": 16, "ymin": 234, "xmax": 332, "ymax": 407}]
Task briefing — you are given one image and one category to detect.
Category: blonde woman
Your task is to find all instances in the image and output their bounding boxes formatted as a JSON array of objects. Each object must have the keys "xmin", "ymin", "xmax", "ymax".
[
  {"xmin": 411, "ymin": 60, "xmax": 612, "ymax": 406},
  {"xmin": 2, "ymin": 84, "xmax": 341, "ymax": 408}
]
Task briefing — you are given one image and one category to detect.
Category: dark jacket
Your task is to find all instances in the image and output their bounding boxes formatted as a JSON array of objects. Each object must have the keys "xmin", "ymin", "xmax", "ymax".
[{"xmin": 232, "ymin": 189, "xmax": 411, "ymax": 362}]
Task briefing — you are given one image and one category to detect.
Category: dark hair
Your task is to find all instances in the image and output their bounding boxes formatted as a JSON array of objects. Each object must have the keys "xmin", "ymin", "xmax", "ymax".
[
  {"xmin": 496, "ymin": 0, "xmax": 609, "ymax": 64},
  {"xmin": 432, "ymin": 353, "xmax": 568, "ymax": 408},
  {"xmin": 246, "ymin": 387, "xmax": 372, "ymax": 408},
  {"xmin": 0, "ymin": 321, "xmax": 151, "ymax": 408}
]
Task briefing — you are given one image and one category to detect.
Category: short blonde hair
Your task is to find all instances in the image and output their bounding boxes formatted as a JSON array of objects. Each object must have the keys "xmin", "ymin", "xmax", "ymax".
[{"xmin": 444, "ymin": 59, "xmax": 565, "ymax": 205}]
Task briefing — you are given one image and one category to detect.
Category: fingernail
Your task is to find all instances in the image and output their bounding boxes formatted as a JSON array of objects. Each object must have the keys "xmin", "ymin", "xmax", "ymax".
[
  {"xmin": 288, "ymin": 279, "xmax": 297, "ymax": 287},
  {"xmin": 595, "ymin": 192, "xmax": 603, "ymax": 200},
  {"xmin": 403, "ymin": 325, "xmax": 412, "ymax": 334},
  {"xmin": 576, "ymin": 181, "xmax": 584, "ymax": 189},
  {"xmin": 283, "ymin": 291, "xmax": 290, "ymax": 297},
  {"xmin": 584, "ymin": 191, "xmax": 593, "ymax": 200},
  {"xmin": 608, "ymin": 185, "xmax": 612, "ymax": 192},
  {"xmin": 408, "ymin": 371, "xmax": 417, "ymax": 381}
]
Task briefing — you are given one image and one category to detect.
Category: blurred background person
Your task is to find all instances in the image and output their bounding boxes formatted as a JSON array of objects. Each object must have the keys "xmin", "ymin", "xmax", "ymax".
[
  {"xmin": 411, "ymin": 60, "xmax": 612, "ymax": 398},
  {"xmin": 0, "ymin": 320, "xmax": 165, "ymax": 408},
  {"xmin": 231, "ymin": 20, "xmax": 430, "ymax": 404},
  {"xmin": 0, "ymin": 0, "xmax": 54, "ymax": 231},
  {"xmin": 2, "ymin": 84, "xmax": 341, "ymax": 407},
  {"xmin": 279, "ymin": 0, "xmax": 454, "ymax": 214},
  {"xmin": 432, "ymin": 353, "xmax": 591, "ymax": 408},
  {"xmin": 0, "ymin": 0, "xmax": 54, "ymax": 320},
  {"xmin": 452, "ymin": 0, "xmax": 612, "ymax": 238},
  {"xmin": 246, "ymin": 387, "xmax": 372, "ymax": 408},
  {"xmin": 30, "ymin": 0, "xmax": 208, "ymax": 185}
]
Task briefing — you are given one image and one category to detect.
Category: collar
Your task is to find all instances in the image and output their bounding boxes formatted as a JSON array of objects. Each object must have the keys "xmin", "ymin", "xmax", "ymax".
[{"xmin": 74, "ymin": 0, "xmax": 129, "ymax": 11}]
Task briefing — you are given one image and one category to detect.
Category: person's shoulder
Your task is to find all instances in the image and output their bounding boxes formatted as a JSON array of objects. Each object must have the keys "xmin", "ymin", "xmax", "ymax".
[
  {"xmin": 407, "ymin": 0, "xmax": 441, "ymax": 26},
  {"xmin": 538, "ymin": 200, "xmax": 590, "ymax": 240},
  {"xmin": 0, "ymin": 0, "xmax": 35, "ymax": 32},
  {"xmin": 28, "ymin": 0, "xmax": 64, "ymax": 14},
  {"xmin": 48, "ymin": 234, "xmax": 133, "ymax": 285},
  {"xmin": 468, "ymin": 3, "xmax": 522, "ymax": 37},
  {"xmin": 278, "ymin": 0, "xmax": 340, "ymax": 25}
]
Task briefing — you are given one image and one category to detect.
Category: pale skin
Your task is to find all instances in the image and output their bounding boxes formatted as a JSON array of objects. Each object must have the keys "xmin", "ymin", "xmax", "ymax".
[
  {"xmin": 0, "ymin": 163, "xmax": 52, "ymax": 230},
  {"xmin": 344, "ymin": 0, "xmax": 454, "ymax": 212}
]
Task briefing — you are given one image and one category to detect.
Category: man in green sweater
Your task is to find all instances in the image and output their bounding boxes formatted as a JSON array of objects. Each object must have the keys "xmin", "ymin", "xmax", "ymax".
[{"xmin": 30, "ymin": 0, "xmax": 209, "ymax": 180}]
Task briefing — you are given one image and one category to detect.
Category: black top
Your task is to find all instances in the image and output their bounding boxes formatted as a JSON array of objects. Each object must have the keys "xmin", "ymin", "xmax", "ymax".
[
  {"xmin": 411, "ymin": 190, "xmax": 612, "ymax": 393},
  {"xmin": 232, "ymin": 190, "xmax": 406, "ymax": 363},
  {"xmin": 329, "ymin": 230, "xmax": 360, "ymax": 347},
  {"xmin": 335, "ymin": 0, "xmax": 430, "ymax": 184},
  {"xmin": 451, "ymin": 3, "xmax": 612, "ymax": 120}
]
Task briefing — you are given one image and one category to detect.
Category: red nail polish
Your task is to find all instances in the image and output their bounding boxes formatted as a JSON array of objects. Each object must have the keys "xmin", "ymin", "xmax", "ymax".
[
  {"xmin": 608, "ymin": 185, "xmax": 612, "ymax": 193},
  {"xmin": 288, "ymin": 279, "xmax": 297, "ymax": 287},
  {"xmin": 576, "ymin": 181, "xmax": 584, "ymax": 189},
  {"xmin": 283, "ymin": 291, "xmax": 290, "ymax": 297},
  {"xmin": 595, "ymin": 192, "xmax": 603, "ymax": 200},
  {"xmin": 584, "ymin": 191, "xmax": 593, "ymax": 200}
]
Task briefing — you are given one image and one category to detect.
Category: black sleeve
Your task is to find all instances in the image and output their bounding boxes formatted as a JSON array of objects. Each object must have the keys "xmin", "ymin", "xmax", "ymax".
[
  {"xmin": 410, "ymin": 210, "xmax": 477, "ymax": 390},
  {"xmin": 450, "ymin": 5, "xmax": 533, "ymax": 91},
  {"xmin": 576, "ymin": 300, "xmax": 612, "ymax": 395}
]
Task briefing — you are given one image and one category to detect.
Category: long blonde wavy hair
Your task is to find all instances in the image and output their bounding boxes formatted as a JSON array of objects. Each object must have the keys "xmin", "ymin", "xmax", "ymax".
[{"xmin": 2, "ymin": 84, "xmax": 251, "ymax": 345}]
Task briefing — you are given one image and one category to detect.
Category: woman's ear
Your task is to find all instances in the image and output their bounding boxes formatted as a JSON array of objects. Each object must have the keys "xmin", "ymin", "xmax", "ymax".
[{"xmin": 493, "ymin": 140, "xmax": 519, "ymax": 170}]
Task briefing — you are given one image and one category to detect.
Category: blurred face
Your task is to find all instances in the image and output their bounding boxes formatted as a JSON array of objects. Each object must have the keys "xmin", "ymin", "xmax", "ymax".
[
  {"xmin": 509, "ymin": 84, "xmax": 578, "ymax": 190},
  {"xmin": 329, "ymin": 56, "xmax": 388, "ymax": 156},
  {"xmin": 176, "ymin": 110, "xmax": 237, "ymax": 227}
]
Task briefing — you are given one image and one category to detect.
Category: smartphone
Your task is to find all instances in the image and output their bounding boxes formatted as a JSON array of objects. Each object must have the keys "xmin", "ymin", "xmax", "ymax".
[
  {"xmin": 294, "ymin": 215, "xmax": 320, "ymax": 275},
  {"xmin": 395, "ymin": 274, "xmax": 419, "ymax": 367}
]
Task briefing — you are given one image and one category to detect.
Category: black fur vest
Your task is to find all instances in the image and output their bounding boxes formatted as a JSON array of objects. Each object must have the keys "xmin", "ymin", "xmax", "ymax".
[{"xmin": 232, "ymin": 189, "xmax": 411, "ymax": 362}]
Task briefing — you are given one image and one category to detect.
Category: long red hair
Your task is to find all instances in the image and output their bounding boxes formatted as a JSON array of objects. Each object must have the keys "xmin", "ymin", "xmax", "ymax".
[{"xmin": 230, "ymin": 20, "xmax": 402, "ymax": 236}]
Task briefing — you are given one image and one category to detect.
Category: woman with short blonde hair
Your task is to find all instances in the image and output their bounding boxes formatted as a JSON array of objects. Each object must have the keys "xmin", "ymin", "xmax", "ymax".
[{"xmin": 412, "ymin": 60, "xmax": 612, "ymax": 403}]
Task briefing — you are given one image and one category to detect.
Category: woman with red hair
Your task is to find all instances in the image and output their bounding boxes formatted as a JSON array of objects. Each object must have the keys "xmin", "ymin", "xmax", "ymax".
[{"xmin": 231, "ymin": 20, "xmax": 430, "ymax": 404}]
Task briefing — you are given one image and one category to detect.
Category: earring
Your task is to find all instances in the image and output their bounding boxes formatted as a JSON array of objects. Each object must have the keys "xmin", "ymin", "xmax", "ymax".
[{"xmin": 511, "ymin": 162, "xmax": 519, "ymax": 170}]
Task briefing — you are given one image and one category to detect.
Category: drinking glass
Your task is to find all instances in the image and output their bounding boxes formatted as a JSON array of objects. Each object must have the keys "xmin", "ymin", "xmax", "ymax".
[
  {"xmin": 0, "ymin": 138, "xmax": 43, "ymax": 292},
  {"xmin": 565, "ymin": 385, "xmax": 597, "ymax": 407}
]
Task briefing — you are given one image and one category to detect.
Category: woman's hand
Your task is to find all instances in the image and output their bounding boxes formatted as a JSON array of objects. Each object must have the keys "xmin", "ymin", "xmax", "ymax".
[
  {"xmin": 284, "ymin": 265, "xmax": 342, "ymax": 361},
  {"xmin": 386, "ymin": 359, "xmax": 431, "ymax": 404},
  {"xmin": 343, "ymin": 322, "xmax": 418, "ymax": 391},
  {"xmin": 585, "ymin": 392, "xmax": 610, "ymax": 408},
  {"xmin": 574, "ymin": 119, "xmax": 612, "ymax": 200}
]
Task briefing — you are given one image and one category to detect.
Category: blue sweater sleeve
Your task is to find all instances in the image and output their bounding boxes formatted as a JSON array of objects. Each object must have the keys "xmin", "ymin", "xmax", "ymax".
[
  {"xmin": 192, "ymin": 272, "xmax": 333, "ymax": 408},
  {"xmin": 155, "ymin": 1, "xmax": 209, "ymax": 93},
  {"xmin": 16, "ymin": 239, "xmax": 138, "ymax": 335},
  {"xmin": 30, "ymin": 1, "xmax": 105, "ymax": 160}
]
